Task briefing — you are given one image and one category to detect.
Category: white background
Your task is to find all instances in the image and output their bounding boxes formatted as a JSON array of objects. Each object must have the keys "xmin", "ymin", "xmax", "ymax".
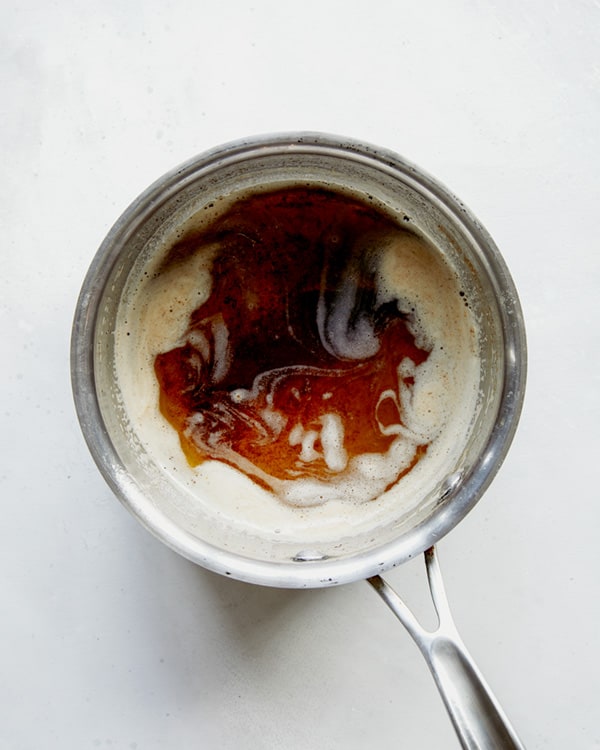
[{"xmin": 2, "ymin": 1, "xmax": 599, "ymax": 748}]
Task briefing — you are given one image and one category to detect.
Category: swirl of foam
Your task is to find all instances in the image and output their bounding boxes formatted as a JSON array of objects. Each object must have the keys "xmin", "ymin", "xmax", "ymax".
[{"xmin": 116, "ymin": 186, "xmax": 480, "ymax": 518}]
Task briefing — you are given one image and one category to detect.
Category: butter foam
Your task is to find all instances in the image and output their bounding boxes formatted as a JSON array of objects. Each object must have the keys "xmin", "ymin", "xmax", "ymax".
[{"xmin": 114, "ymin": 186, "xmax": 481, "ymax": 541}]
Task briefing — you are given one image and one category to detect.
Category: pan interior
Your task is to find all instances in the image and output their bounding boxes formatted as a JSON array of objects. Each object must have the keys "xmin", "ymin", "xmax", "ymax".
[{"xmin": 78, "ymin": 136, "xmax": 522, "ymax": 586}]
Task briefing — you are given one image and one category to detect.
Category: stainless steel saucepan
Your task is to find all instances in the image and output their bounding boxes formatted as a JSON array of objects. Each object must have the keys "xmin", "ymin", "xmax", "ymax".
[{"xmin": 71, "ymin": 134, "xmax": 527, "ymax": 749}]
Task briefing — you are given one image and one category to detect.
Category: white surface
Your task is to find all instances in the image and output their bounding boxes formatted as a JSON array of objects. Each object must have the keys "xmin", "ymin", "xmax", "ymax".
[{"xmin": 2, "ymin": 1, "xmax": 599, "ymax": 748}]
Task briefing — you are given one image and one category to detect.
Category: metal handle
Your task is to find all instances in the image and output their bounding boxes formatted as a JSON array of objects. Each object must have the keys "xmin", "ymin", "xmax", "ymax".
[{"xmin": 368, "ymin": 546, "xmax": 525, "ymax": 750}]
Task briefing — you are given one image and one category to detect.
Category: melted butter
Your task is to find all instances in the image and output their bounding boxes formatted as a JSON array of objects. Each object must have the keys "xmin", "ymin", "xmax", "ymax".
[
  {"xmin": 115, "ymin": 185, "xmax": 480, "ymax": 514},
  {"xmin": 153, "ymin": 188, "xmax": 432, "ymax": 496}
]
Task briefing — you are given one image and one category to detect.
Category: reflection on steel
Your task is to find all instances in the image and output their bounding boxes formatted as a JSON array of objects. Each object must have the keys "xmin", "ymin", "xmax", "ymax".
[{"xmin": 369, "ymin": 547, "xmax": 525, "ymax": 750}]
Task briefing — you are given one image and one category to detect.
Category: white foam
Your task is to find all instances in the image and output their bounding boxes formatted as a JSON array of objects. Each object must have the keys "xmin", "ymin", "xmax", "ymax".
[
  {"xmin": 113, "ymin": 191, "xmax": 481, "ymax": 541},
  {"xmin": 209, "ymin": 314, "xmax": 230, "ymax": 383},
  {"xmin": 319, "ymin": 413, "xmax": 348, "ymax": 472},
  {"xmin": 317, "ymin": 272, "xmax": 379, "ymax": 360}
]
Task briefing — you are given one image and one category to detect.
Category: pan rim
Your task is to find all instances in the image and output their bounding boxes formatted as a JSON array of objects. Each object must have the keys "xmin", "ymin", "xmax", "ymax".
[{"xmin": 70, "ymin": 132, "xmax": 527, "ymax": 588}]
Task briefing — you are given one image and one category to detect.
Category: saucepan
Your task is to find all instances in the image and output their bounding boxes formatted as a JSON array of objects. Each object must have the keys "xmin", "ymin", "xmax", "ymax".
[{"xmin": 71, "ymin": 134, "xmax": 527, "ymax": 749}]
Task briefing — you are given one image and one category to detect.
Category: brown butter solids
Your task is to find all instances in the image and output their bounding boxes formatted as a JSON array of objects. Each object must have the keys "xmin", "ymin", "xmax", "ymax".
[{"xmin": 154, "ymin": 187, "xmax": 430, "ymax": 487}]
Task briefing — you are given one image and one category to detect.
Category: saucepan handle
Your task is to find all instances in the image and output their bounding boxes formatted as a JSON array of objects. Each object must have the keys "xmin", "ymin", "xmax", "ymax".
[{"xmin": 368, "ymin": 547, "xmax": 525, "ymax": 750}]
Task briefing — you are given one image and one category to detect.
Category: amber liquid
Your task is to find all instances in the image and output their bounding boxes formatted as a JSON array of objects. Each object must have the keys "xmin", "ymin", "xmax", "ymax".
[{"xmin": 154, "ymin": 187, "xmax": 430, "ymax": 490}]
